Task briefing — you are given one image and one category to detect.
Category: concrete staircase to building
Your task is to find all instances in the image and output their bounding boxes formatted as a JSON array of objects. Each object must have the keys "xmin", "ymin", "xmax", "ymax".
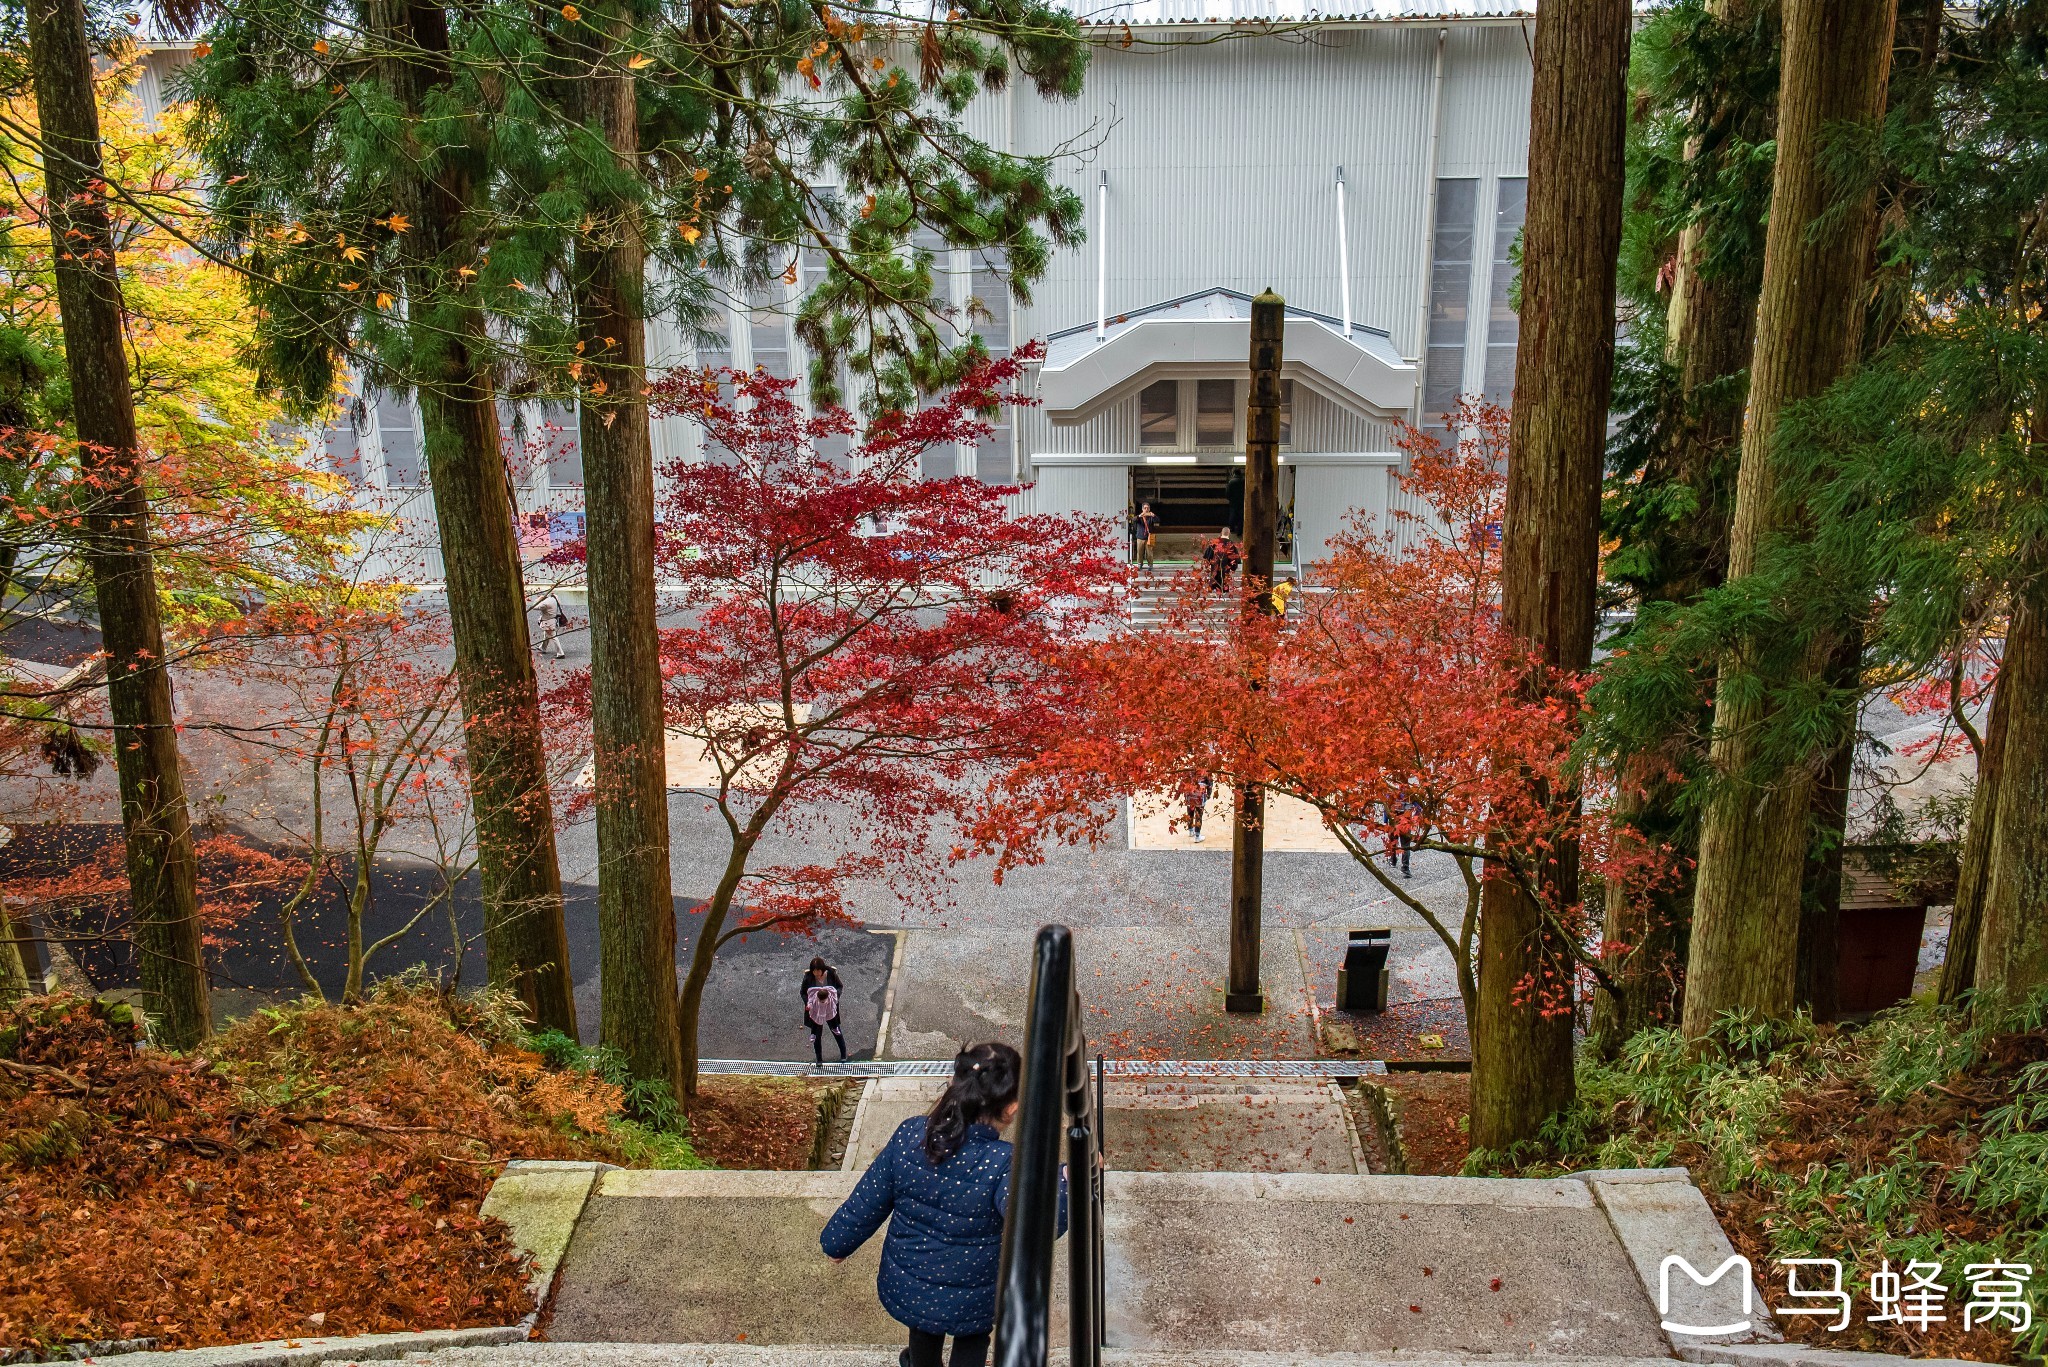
[
  {"xmin": 478, "ymin": 1155, "xmax": 1791, "ymax": 1361},
  {"xmin": 94, "ymin": 1074, "xmax": 1964, "ymax": 1367},
  {"xmin": 1126, "ymin": 567, "xmax": 1303, "ymax": 631}
]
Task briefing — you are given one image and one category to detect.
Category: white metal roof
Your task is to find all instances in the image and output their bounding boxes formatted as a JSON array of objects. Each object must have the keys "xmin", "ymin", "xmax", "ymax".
[{"xmin": 1038, "ymin": 288, "xmax": 1417, "ymax": 420}]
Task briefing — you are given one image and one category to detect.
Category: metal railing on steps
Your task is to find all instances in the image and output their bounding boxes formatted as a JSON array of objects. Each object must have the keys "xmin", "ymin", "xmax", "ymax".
[{"xmin": 992, "ymin": 924, "xmax": 1105, "ymax": 1367}]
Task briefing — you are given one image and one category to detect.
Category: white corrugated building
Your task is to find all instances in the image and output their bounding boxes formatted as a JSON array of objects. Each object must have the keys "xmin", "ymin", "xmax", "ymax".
[{"xmin": 142, "ymin": 1, "xmax": 1538, "ymax": 575}]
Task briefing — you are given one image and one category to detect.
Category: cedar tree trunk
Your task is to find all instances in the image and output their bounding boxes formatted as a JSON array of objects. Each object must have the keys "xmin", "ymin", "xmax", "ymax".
[
  {"xmin": 27, "ymin": 0, "xmax": 211, "ymax": 1046},
  {"xmin": 1796, "ymin": 628, "xmax": 1863, "ymax": 1020},
  {"xmin": 1939, "ymin": 663, "xmax": 2009, "ymax": 1002},
  {"xmin": 1589, "ymin": 140, "xmax": 1764, "ymax": 1055},
  {"xmin": 576, "ymin": 6, "xmax": 684, "ymax": 1103},
  {"xmin": 374, "ymin": 0, "xmax": 577, "ymax": 1034},
  {"xmin": 1975, "ymin": 578, "xmax": 2048, "ymax": 999},
  {"xmin": 1683, "ymin": 0, "xmax": 1898, "ymax": 1037},
  {"xmin": 1468, "ymin": 0, "xmax": 1629, "ymax": 1151}
]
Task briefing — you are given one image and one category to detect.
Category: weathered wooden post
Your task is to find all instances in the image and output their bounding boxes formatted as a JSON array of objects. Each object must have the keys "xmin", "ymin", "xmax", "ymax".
[{"xmin": 1226, "ymin": 289, "xmax": 1284, "ymax": 1014}]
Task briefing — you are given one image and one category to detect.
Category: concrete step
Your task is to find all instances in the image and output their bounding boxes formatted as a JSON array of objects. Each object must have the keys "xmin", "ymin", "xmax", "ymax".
[
  {"xmin": 843, "ymin": 1076, "xmax": 1366, "ymax": 1174},
  {"xmin": 481, "ymin": 1165, "xmax": 1777, "ymax": 1359}
]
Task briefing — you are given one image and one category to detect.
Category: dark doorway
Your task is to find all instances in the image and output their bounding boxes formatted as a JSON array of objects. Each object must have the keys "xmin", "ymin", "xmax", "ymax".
[
  {"xmin": 1132, "ymin": 466, "xmax": 1240, "ymax": 536},
  {"xmin": 1129, "ymin": 465, "xmax": 1294, "ymax": 562}
]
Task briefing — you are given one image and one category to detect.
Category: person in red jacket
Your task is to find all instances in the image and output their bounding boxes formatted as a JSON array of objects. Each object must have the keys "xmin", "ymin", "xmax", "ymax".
[{"xmin": 1202, "ymin": 528, "xmax": 1241, "ymax": 590}]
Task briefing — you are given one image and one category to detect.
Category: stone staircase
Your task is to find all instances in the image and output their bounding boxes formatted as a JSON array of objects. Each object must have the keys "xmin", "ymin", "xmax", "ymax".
[
  {"xmin": 93, "ymin": 1073, "xmax": 1958, "ymax": 1367},
  {"xmin": 475, "ymin": 1158, "xmax": 1785, "ymax": 1361},
  {"xmin": 391, "ymin": 1348, "xmax": 1694, "ymax": 1367},
  {"xmin": 1126, "ymin": 568, "xmax": 1305, "ymax": 632}
]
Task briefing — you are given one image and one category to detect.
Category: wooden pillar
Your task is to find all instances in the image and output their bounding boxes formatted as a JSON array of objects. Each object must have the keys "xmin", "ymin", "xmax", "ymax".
[{"xmin": 1227, "ymin": 289, "xmax": 1284, "ymax": 1014}]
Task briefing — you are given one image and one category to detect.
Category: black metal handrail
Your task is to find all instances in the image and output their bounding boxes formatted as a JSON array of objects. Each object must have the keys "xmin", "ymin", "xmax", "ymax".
[{"xmin": 992, "ymin": 925, "xmax": 1106, "ymax": 1367}]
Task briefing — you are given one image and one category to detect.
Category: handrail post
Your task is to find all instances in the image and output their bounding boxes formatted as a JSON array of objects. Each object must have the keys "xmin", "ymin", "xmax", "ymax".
[
  {"xmin": 993, "ymin": 926, "xmax": 1074, "ymax": 1367},
  {"xmin": 1064, "ymin": 983, "xmax": 1096, "ymax": 1367}
]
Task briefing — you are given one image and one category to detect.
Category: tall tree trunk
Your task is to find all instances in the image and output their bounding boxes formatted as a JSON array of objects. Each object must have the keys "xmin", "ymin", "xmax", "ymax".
[
  {"xmin": 27, "ymin": 0, "xmax": 210, "ymax": 1047},
  {"xmin": 1975, "ymin": 579, "xmax": 2048, "ymax": 1000},
  {"xmin": 1226, "ymin": 290, "xmax": 1283, "ymax": 1015},
  {"xmin": 1682, "ymin": 0, "xmax": 1898, "ymax": 1038},
  {"xmin": 576, "ymin": 3, "xmax": 684, "ymax": 1105},
  {"xmin": 1469, "ymin": 0, "xmax": 1629, "ymax": 1152},
  {"xmin": 1590, "ymin": 774, "xmax": 1689, "ymax": 1055},
  {"xmin": 0, "ymin": 903, "xmax": 33, "ymax": 1002},
  {"xmin": 1796, "ymin": 628, "xmax": 1863, "ymax": 1021},
  {"xmin": 374, "ymin": 0, "xmax": 577, "ymax": 1035},
  {"xmin": 1591, "ymin": 126, "xmax": 1766, "ymax": 1057},
  {"xmin": 1938, "ymin": 658, "xmax": 2008, "ymax": 1002}
]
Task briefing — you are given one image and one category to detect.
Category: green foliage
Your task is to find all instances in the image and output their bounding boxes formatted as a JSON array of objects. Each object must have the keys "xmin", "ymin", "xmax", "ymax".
[
  {"xmin": 182, "ymin": 0, "xmax": 1089, "ymax": 417},
  {"xmin": 1488, "ymin": 993, "xmax": 2048, "ymax": 1358},
  {"xmin": 521, "ymin": 1025, "xmax": 699, "ymax": 1156}
]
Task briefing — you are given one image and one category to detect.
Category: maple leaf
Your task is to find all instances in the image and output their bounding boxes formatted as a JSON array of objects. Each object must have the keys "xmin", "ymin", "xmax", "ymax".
[
  {"xmin": 375, "ymin": 292, "xmax": 395, "ymax": 308},
  {"xmin": 339, "ymin": 245, "xmax": 365, "ymax": 263},
  {"xmin": 627, "ymin": 52, "xmax": 653, "ymax": 69},
  {"xmin": 691, "ymin": 167, "xmax": 711, "ymax": 183},
  {"xmin": 193, "ymin": 41, "xmax": 211, "ymax": 56},
  {"xmin": 384, "ymin": 214, "xmax": 410, "ymax": 234},
  {"xmin": 313, "ymin": 38, "xmax": 329, "ymax": 54},
  {"xmin": 678, "ymin": 223, "xmax": 702, "ymax": 244},
  {"xmin": 560, "ymin": 3, "xmax": 580, "ymax": 18}
]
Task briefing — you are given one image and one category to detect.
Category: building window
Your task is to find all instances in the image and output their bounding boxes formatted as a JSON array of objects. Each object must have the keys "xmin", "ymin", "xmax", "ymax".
[
  {"xmin": 322, "ymin": 408, "xmax": 365, "ymax": 486},
  {"xmin": 539, "ymin": 402, "xmax": 582, "ymax": 488},
  {"xmin": 695, "ymin": 309, "xmax": 737, "ymax": 464},
  {"xmin": 1485, "ymin": 177, "xmax": 1527, "ymax": 405},
  {"xmin": 968, "ymin": 251, "xmax": 1014, "ymax": 482},
  {"xmin": 374, "ymin": 389, "xmax": 423, "ymax": 487},
  {"xmin": 748, "ymin": 285, "xmax": 792, "ymax": 381},
  {"xmin": 1196, "ymin": 379, "xmax": 1235, "ymax": 447},
  {"xmin": 1422, "ymin": 177, "xmax": 1478, "ymax": 432},
  {"xmin": 1140, "ymin": 379, "xmax": 1179, "ymax": 447}
]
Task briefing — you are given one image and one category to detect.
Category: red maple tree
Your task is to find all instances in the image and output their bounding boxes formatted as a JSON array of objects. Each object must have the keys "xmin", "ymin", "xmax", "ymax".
[
  {"xmin": 987, "ymin": 401, "xmax": 1672, "ymax": 1032},
  {"xmin": 555, "ymin": 347, "xmax": 1125, "ymax": 1096}
]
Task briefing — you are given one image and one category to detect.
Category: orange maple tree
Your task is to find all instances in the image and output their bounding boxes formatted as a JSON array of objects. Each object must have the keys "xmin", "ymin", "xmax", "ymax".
[{"xmin": 987, "ymin": 402, "xmax": 1675, "ymax": 1031}]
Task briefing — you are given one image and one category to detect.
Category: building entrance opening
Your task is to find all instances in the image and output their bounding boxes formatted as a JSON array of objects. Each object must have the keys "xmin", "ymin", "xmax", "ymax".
[{"xmin": 1130, "ymin": 465, "xmax": 1294, "ymax": 565}]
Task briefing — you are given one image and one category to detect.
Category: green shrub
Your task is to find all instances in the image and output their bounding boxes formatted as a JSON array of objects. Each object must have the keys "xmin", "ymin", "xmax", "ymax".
[{"xmin": 1481, "ymin": 990, "xmax": 2048, "ymax": 1360}]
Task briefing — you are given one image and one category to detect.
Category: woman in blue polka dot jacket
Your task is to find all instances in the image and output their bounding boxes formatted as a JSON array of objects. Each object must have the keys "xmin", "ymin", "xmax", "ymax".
[{"xmin": 822, "ymin": 1042, "xmax": 1068, "ymax": 1367}]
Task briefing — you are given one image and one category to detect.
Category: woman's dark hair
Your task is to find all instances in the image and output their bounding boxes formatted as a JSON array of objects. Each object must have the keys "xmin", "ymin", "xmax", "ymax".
[
  {"xmin": 924, "ymin": 1042, "xmax": 1021, "ymax": 1165},
  {"xmin": 809, "ymin": 956, "xmax": 828, "ymax": 973}
]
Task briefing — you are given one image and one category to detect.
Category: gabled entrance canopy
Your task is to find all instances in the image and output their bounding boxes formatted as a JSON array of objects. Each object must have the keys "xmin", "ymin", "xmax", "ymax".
[{"xmin": 1037, "ymin": 289, "xmax": 1417, "ymax": 422}]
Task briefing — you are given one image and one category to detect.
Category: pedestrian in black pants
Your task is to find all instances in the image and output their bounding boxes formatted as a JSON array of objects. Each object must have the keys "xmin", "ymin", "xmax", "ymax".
[
  {"xmin": 822, "ymin": 1042, "xmax": 1068, "ymax": 1367},
  {"xmin": 802, "ymin": 956, "xmax": 848, "ymax": 1064}
]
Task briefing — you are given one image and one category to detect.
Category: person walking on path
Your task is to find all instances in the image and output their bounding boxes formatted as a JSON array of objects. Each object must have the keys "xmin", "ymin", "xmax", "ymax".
[
  {"xmin": 1268, "ymin": 575, "xmax": 1297, "ymax": 617},
  {"xmin": 1135, "ymin": 501, "xmax": 1161, "ymax": 570},
  {"xmin": 534, "ymin": 589, "xmax": 567, "ymax": 660},
  {"xmin": 1203, "ymin": 527, "xmax": 1241, "ymax": 591},
  {"xmin": 1177, "ymin": 771, "xmax": 1215, "ymax": 844},
  {"xmin": 802, "ymin": 956, "xmax": 848, "ymax": 1065},
  {"xmin": 822, "ymin": 1043, "xmax": 1067, "ymax": 1367}
]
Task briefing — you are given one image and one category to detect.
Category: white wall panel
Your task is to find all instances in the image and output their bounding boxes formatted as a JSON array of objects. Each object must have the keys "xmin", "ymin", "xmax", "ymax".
[
  {"xmin": 1029, "ymin": 463, "xmax": 1132, "ymax": 519},
  {"xmin": 1291, "ymin": 462, "xmax": 1393, "ymax": 568}
]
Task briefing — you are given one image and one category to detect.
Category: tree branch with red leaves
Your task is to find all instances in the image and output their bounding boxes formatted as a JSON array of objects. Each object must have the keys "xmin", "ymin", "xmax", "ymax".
[{"xmin": 547, "ymin": 345, "xmax": 1125, "ymax": 1098}]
